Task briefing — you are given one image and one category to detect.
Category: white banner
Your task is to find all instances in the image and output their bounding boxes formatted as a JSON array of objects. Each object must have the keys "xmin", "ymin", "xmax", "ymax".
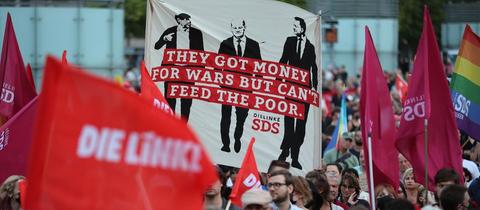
[{"xmin": 145, "ymin": 0, "xmax": 321, "ymax": 174}]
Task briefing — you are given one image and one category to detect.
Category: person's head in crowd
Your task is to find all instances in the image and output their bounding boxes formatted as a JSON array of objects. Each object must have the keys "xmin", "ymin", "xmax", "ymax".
[
  {"xmin": 375, "ymin": 183, "xmax": 397, "ymax": 200},
  {"xmin": 342, "ymin": 168, "xmax": 359, "ymax": 180},
  {"xmin": 340, "ymin": 132, "xmax": 354, "ymax": 152},
  {"xmin": 462, "ymin": 159, "xmax": 480, "ymax": 187},
  {"xmin": 204, "ymin": 167, "xmax": 225, "ymax": 209},
  {"xmin": 353, "ymin": 130, "xmax": 362, "ymax": 147},
  {"xmin": 291, "ymin": 176, "xmax": 312, "ymax": 209},
  {"xmin": 326, "ymin": 163, "xmax": 342, "ymax": 182},
  {"xmin": 399, "ymin": 154, "xmax": 412, "ymax": 174},
  {"xmin": 267, "ymin": 170, "xmax": 294, "ymax": 208},
  {"xmin": 359, "ymin": 149, "xmax": 365, "ymax": 169},
  {"xmin": 468, "ymin": 177, "xmax": 480, "ymax": 208},
  {"xmin": 402, "ymin": 168, "xmax": 419, "ymax": 191},
  {"xmin": 385, "ymin": 198, "xmax": 415, "ymax": 210},
  {"xmin": 174, "ymin": 13, "xmax": 191, "ymax": 30},
  {"xmin": 0, "ymin": 175, "xmax": 24, "ymax": 210},
  {"xmin": 339, "ymin": 174, "xmax": 361, "ymax": 204},
  {"xmin": 308, "ymin": 171, "xmax": 331, "ymax": 210},
  {"xmin": 434, "ymin": 168, "xmax": 460, "ymax": 198},
  {"xmin": 241, "ymin": 187, "xmax": 272, "ymax": 210},
  {"xmin": 440, "ymin": 184, "xmax": 469, "ymax": 210},
  {"xmin": 325, "ymin": 167, "xmax": 341, "ymax": 203},
  {"xmin": 376, "ymin": 196, "xmax": 394, "ymax": 210},
  {"xmin": 267, "ymin": 160, "xmax": 290, "ymax": 175},
  {"xmin": 305, "ymin": 170, "xmax": 323, "ymax": 185}
]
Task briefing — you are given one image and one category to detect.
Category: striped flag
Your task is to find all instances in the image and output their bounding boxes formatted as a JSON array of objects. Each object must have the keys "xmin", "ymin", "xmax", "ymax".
[
  {"xmin": 450, "ymin": 25, "xmax": 480, "ymax": 141},
  {"xmin": 324, "ymin": 94, "xmax": 347, "ymax": 153}
]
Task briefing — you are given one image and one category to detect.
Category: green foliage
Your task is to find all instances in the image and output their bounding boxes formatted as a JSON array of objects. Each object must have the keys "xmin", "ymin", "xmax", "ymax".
[
  {"xmin": 277, "ymin": 0, "xmax": 307, "ymax": 9},
  {"xmin": 124, "ymin": 0, "xmax": 146, "ymax": 38},
  {"xmin": 399, "ymin": 0, "xmax": 445, "ymax": 56}
]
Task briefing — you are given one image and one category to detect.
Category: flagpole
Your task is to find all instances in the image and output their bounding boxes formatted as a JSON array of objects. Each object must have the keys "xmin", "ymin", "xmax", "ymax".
[
  {"xmin": 225, "ymin": 199, "xmax": 232, "ymax": 210},
  {"xmin": 367, "ymin": 133, "xmax": 376, "ymax": 209},
  {"xmin": 424, "ymin": 118, "xmax": 429, "ymax": 204}
]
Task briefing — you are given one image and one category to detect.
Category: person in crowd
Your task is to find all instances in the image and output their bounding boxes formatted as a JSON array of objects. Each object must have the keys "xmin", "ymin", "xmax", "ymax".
[
  {"xmin": 338, "ymin": 174, "xmax": 369, "ymax": 207},
  {"xmin": 434, "ymin": 168, "xmax": 461, "ymax": 201},
  {"xmin": 468, "ymin": 177, "xmax": 480, "ymax": 209},
  {"xmin": 241, "ymin": 188, "xmax": 273, "ymax": 210},
  {"xmin": 218, "ymin": 19, "xmax": 262, "ymax": 153},
  {"xmin": 375, "ymin": 183, "xmax": 397, "ymax": 200},
  {"xmin": 0, "ymin": 175, "xmax": 24, "ymax": 210},
  {"xmin": 439, "ymin": 185, "xmax": 469, "ymax": 210},
  {"xmin": 267, "ymin": 160, "xmax": 290, "ymax": 176},
  {"xmin": 462, "ymin": 159, "xmax": 480, "ymax": 187},
  {"xmin": 349, "ymin": 131, "xmax": 362, "ymax": 160},
  {"xmin": 399, "ymin": 154, "xmax": 412, "ymax": 176},
  {"xmin": 277, "ymin": 16, "xmax": 318, "ymax": 170},
  {"xmin": 325, "ymin": 166, "xmax": 348, "ymax": 209},
  {"xmin": 400, "ymin": 168, "xmax": 421, "ymax": 207},
  {"xmin": 204, "ymin": 167, "xmax": 241, "ymax": 210},
  {"xmin": 307, "ymin": 171, "xmax": 344, "ymax": 210},
  {"xmin": 323, "ymin": 132, "xmax": 359, "ymax": 169},
  {"xmin": 386, "ymin": 199, "xmax": 416, "ymax": 210},
  {"xmin": 291, "ymin": 176, "xmax": 312, "ymax": 210},
  {"xmin": 376, "ymin": 196, "xmax": 395, "ymax": 210},
  {"xmin": 326, "ymin": 163, "xmax": 343, "ymax": 183},
  {"xmin": 267, "ymin": 170, "xmax": 302, "ymax": 210}
]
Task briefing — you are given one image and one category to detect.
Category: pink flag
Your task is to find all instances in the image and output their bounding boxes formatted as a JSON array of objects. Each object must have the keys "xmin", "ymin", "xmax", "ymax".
[
  {"xmin": 229, "ymin": 138, "xmax": 261, "ymax": 207},
  {"xmin": 0, "ymin": 96, "xmax": 37, "ymax": 182},
  {"xmin": 140, "ymin": 61, "xmax": 173, "ymax": 114},
  {"xmin": 25, "ymin": 64, "xmax": 35, "ymax": 90},
  {"xmin": 0, "ymin": 13, "xmax": 37, "ymax": 118},
  {"xmin": 360, "ymin": 27, "xmax": 399, "ymax": 192},
  {"xmin": 395, "ymin": 7, "xmax": 463, "ymax": 190}
]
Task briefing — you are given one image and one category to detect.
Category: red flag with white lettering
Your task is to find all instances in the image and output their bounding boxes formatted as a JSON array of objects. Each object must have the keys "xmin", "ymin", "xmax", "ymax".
[
  {"xmin": 140, "ymin": 61, "xmax": 173, "ymax": 114},
  {"xmin": 0, "ymin": 96, "xmax": 37, "ymax": 182},
  {"xmin": 229, "ymin": 138, "xmax": 260, "ymax": 207},
  {"xmin": 26, "ymin": 56, "xmax": 218, "ymax": 210},
  {"xmin": 0, "ymin": 13, "xmax": 37, "ymax": 118},
  {"xmin": 395, "ymin": 7, "xmax": 463, "ymax": 191}
]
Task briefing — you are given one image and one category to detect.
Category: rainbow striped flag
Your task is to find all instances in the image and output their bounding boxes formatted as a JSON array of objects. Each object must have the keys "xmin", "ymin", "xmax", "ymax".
[
  {"xmin": 324, "ymin": 93, "xmax": 347, "ymax": 153},
  {"xmin": 450, "ymin": 25, "xmax": 480, "ymax": 141}
]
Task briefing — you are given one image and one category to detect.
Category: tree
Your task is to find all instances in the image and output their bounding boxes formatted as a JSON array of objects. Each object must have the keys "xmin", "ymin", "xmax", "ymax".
[
  {"xmin": 125, "ymin": 0, "xmax": 146, "ymax": 38},
  {"xmin": 399, "ymin": 0, "xmax": 445, "ymax": 57}
]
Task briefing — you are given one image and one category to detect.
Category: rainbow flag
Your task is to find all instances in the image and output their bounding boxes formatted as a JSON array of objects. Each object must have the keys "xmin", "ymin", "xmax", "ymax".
[
  {"xmin": 324, "ymin": 93, "xmax": 347, "ymax": 153},
  {"xmin": 450, "ymin": 25, "xmax": 480, "ymax": 141}
]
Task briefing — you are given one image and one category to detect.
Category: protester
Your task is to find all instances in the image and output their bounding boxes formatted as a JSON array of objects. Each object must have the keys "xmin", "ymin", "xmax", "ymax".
[
  {"xmin": 241, "ymin": 188, "xmax": 272, "ymax": 210},
  {"xmin": 291, "ymin": 176, "xmax": 312, "ymax": 210},
  {"xmin": 439, "ymin": 185, "xmax": 469, "ymax": 210},
  {"xmin": 0, "ymin": 175, "xmax": 24, "ymax": 210},
  {"xmin": 267, "ymin": 170, "xmax": 301, "ymax": 210},
  {"xmin": 434, "ymin": 168, "xmax": 461, "ymax": 201},
  {"xmin": 267, "ymin": 160, "xmax": 290, "ymax": 176},
  {"xmin": 374, "ymin": 183, "xmax": 397, "ymax": 199},
  {"xmin": 323, "ymin": 132, "xmax": 360, "ymax": 169},
  {"xmin": 400, "ymin": 168, "xmax": 421, "ymax": 207},
  {"xmin": 338, "ymin": 174, "xmax": 368, "ymax": 207},
  {"xmin": 307, "ymin": 171, "xmax": 344, "ymax": 210}
]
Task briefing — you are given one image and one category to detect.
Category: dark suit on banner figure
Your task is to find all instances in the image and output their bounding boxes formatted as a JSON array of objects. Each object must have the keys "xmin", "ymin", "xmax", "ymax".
[
  {"xmin": 154, "ymin": 13, "xmax": 203, "ymax": 122},
  {"xmin": 218, "ymin": 20, "xmax": 261, "ymax": 153},
  {"xmin": 277, "ymin": 17, "xmax": 318, "ymax": 169}
]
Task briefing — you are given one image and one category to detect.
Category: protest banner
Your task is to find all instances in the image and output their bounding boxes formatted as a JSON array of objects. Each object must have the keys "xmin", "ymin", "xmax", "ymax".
[
  {"xmin": 145, "ymin": 0, "xmax": 322, "ymax": 172},
  {"xmin": 25, "ymin": 57, "xmax": 218, "ymax": 210}
]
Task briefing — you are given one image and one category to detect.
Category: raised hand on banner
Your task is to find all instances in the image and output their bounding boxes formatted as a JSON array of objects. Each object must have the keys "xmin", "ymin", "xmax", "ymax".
[{"xmin": 163, "ymin": 32, "xmax": 174, "ymax": 41}]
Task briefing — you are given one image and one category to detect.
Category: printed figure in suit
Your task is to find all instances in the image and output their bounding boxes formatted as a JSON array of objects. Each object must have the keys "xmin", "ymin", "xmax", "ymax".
[
  {"xmin": 218, "ymin": 19, "xmax": 261, "ymax": 153},
  {"xmin": 154, "ymin": 13, "xmax": 203, "ymax": 122},
  {"xmin": 277, "ymin": 17, "xmax": 318, "ymax": 169}
]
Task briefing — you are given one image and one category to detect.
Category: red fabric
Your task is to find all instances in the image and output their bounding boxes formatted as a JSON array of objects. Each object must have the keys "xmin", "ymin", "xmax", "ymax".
[
  {"xmin": 140, "ymin": 61, "xmax": 173, "ymax": 114},
  {"xmin": 61, "ymin": 50, "xmax": 68, "ymax": 64},
  {"xmin": 360, "ymin": 27, "xmax": 399, "ymax": 198},
  {"xmin": 229, "ymin": 138, "xmax": 261, "ymax": 207},
  {"xmin": 0, "ymin": 96, "xmax": 37, "ymax": 182},
  {"xmin": 26, "ymin": 57, "xmax": 218, "ymax": 210},
  {"xmin": 18, "ymin": 179, "xmax": 26, "ymax": 209},
  {"xmin": 25, "ymin": 64, "xmax": 35, "ymax": 90},
  {"xmin": 395, "ymin": 7, "xmax": 463, "ymax": 191},
  {"xmin": 0, "ymin": 13, "xmax": 37, "ymax": 118},
  {"xmin": 395, "ymin": 73, "xmax": 408, "ymax": 103}
]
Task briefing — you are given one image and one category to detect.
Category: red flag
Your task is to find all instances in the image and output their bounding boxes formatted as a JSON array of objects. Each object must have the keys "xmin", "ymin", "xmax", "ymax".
[
  {"xmin": 360, "ymin": 27, "xmax": 399, "ymax": 193},
  {"xmin": 395, "ymin": 73, "xmax": 408, "ymax": 103},
  {"xmin": 140, "ymin": 61, "xmax": 173, "ymax": 114},
  {"xmin": 395, "ymin": 7, "xmax": 463, "ymax": 191},
  {"xmin": 26, "ymin": 57, "xmax": 217, "ymax": 210},
  {"xmin": 0, "ymin": 13, "xmax": 37, "ymax": 118},
  {"xmin": 25, "ymin": 63, "xmax": 35, "ymax": 90},
  {"xmin": 0, "ymin": 96, "xmax": 37, "ymax": 182},
  {"xmin": 62, "ymin": 50, "xmax": 68, "ymax": 64},
  {"xmin": 229, "ymin": 138, "xmax": 261, "ymax": 207}
]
